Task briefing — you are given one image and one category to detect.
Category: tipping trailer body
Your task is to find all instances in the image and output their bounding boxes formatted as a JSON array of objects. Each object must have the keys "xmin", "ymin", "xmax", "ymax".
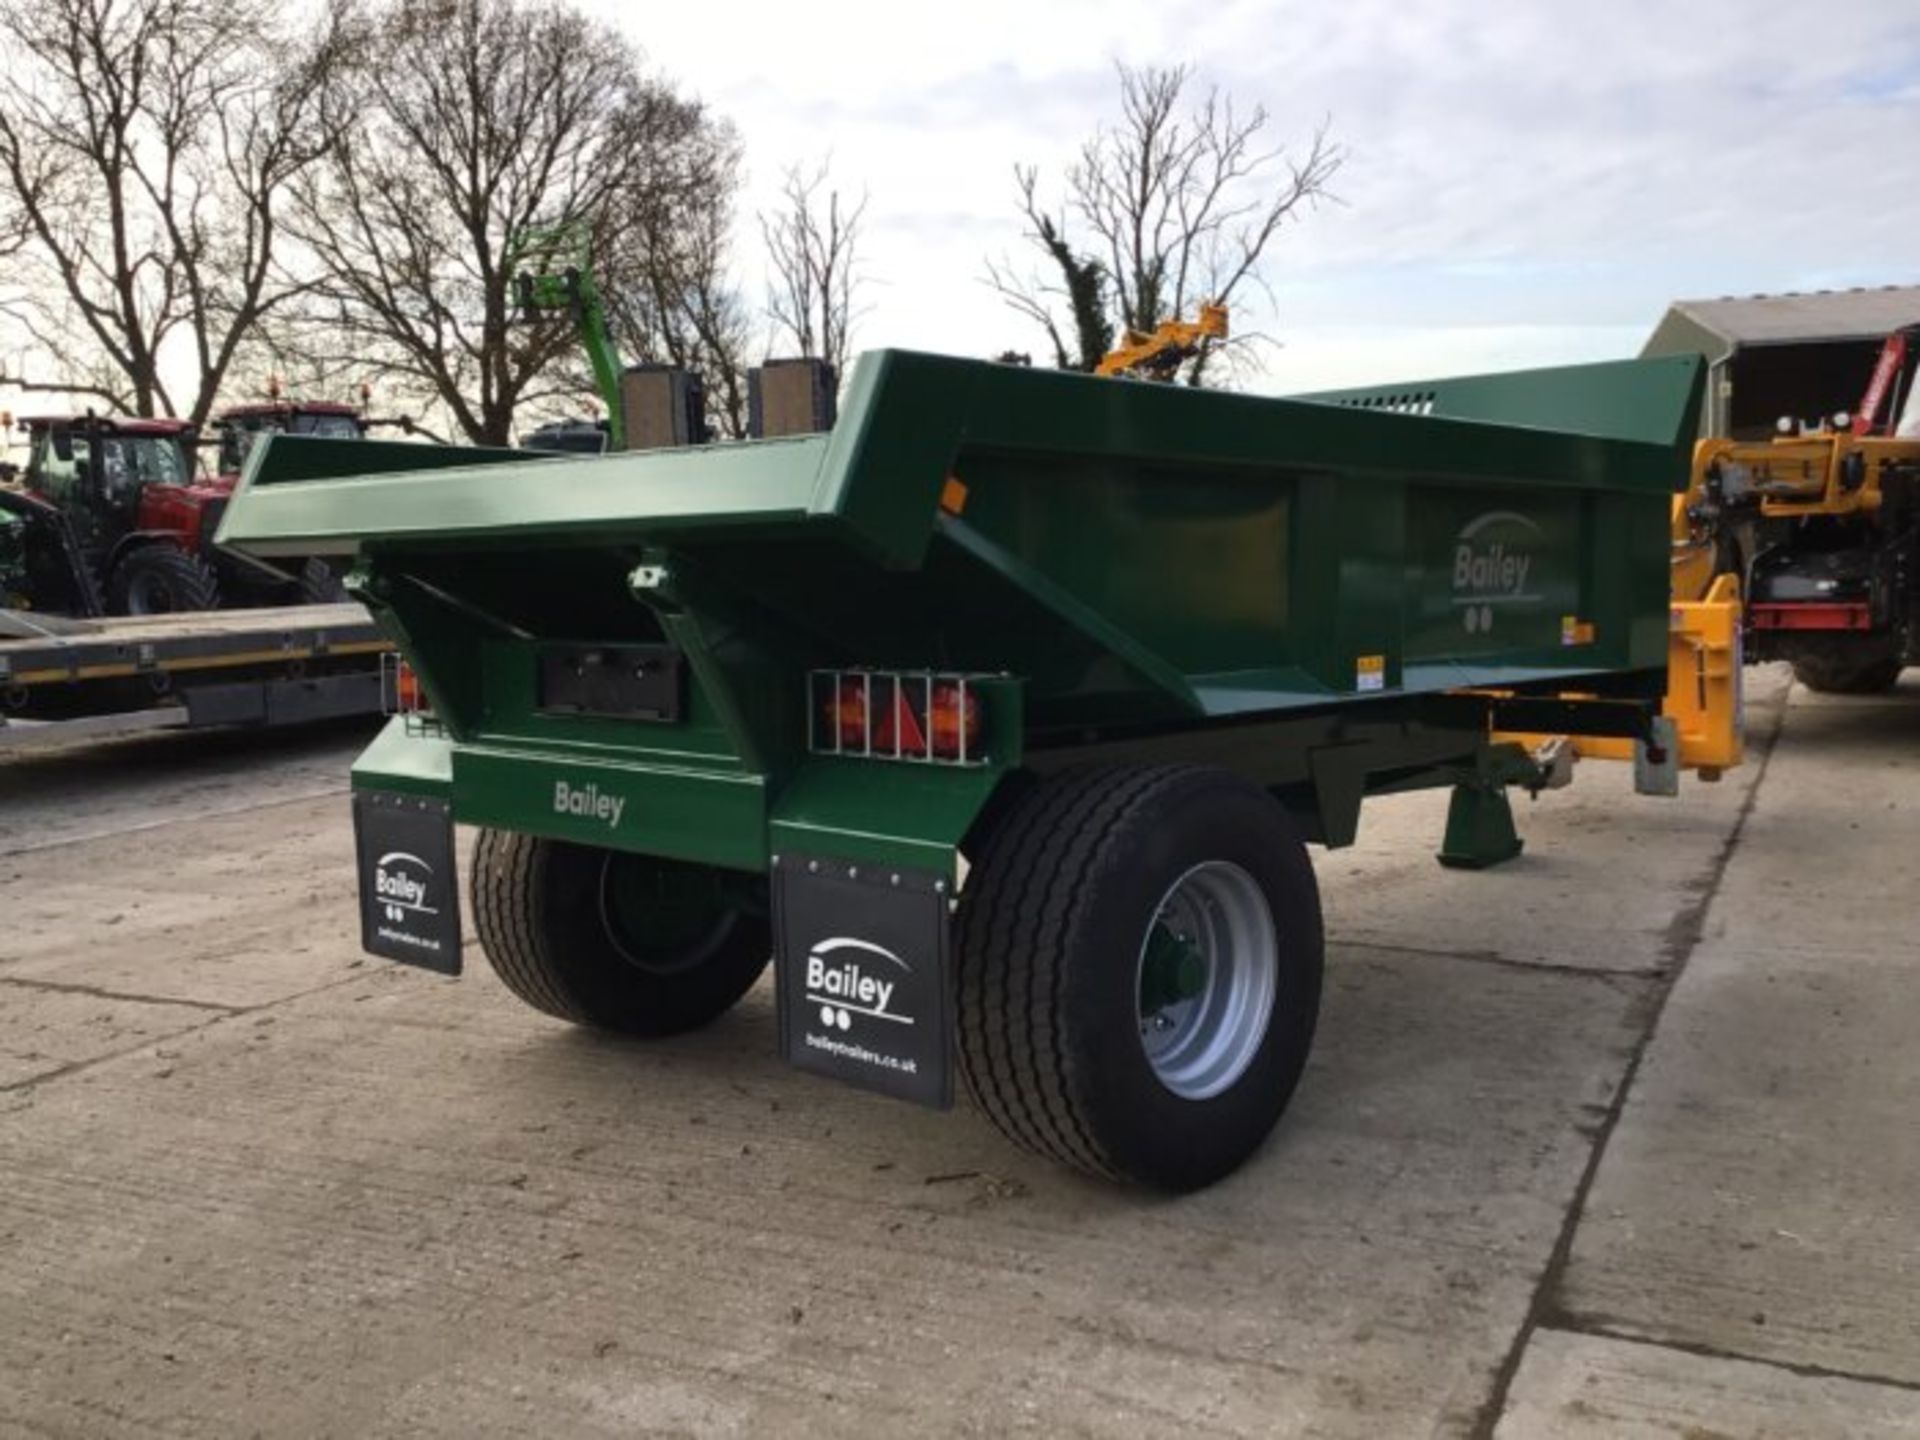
[{"xmin": 218, "ymin": 349, "xmax": 1706, "ymax": 1189}]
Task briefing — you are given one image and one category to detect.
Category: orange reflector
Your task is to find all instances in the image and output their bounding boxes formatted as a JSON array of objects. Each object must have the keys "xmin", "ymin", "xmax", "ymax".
[
  {"xmin": 940, "ymin": 475, "xmax": 969, "ymax": 515},
  {"xmin": 829, "ymin": 675, "xmax": 983, "ymax": 760},
  {"xmin": 927, "ymin": 681, "xmax": 982, "ymax": 760},
  {"xmin": 395, "ymin": 659, "xmax": 426, "ymax": 713}
]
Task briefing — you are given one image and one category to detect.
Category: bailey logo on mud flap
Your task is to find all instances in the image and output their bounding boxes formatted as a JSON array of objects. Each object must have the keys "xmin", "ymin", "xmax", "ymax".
[
  {"xmin": 352, "ymin": 791, "xmax": 462, "ymax": 975},
  {"xmin": 805, "ymin": 937, "xmax": 914, "ymax": 1033},
  {"xmin": 1452, "ymin": 510, "xmax": 1542, "ymax": 635},
  {"xmin": 775, "ymin": 857, "xmax": 952, "ymax": 1109},
  {"xmin": 373, "ymin": 851, "xmax": 435, "ymax": 922}
]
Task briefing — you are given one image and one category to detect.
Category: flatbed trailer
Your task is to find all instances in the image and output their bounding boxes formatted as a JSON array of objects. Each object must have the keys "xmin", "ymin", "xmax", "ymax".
[
  {"xmin": 0, "ymin": 602, "xmax": 389, "ymax": 749},
  {"xmin": 219, "ymin": 348, "xmax": 1725, "ymax": 1191}
]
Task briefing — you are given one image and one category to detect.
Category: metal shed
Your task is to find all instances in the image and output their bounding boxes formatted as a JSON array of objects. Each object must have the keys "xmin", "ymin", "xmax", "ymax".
[{"xmin": 1641, "ymin": 285, "xmax": 1920, "ymax": 439}]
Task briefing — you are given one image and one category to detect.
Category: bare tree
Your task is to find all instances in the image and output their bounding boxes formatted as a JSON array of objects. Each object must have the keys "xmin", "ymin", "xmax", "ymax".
[
  {"xmin": 279, "ymin": 0, "xmax": 741, "ymax": 446},
  {"xmin": 0, "ymin": 0, "xmax": 343, "ymax": 421},
  {"xmin": 984, "ymin": 174, "xmax": 1114, "ymax": 374},
  {"xmin": 601, "ymin": 119, "xmax": 753, "ymax": 438},
  {"xmin": 987, "ymin": 62, "xmax": 1341, "ymax": 383},
  {"xmin": 760, "ymin": 159, "xmax": 868, "ymax": 376}
]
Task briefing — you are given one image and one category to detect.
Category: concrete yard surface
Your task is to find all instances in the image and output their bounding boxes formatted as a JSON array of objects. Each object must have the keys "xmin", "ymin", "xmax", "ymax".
[{"xmin": 3, "ymin": 669, "xmax": 1919, "ymax": 1437}]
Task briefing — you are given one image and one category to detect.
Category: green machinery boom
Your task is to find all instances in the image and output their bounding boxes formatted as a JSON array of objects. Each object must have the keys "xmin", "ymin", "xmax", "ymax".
[
  {"xmin": 218, "ymin": 348, "xmax": 1704, "ymax": 1191},
  {"xmin": 510, "ymin": 225, "xmax": 626, "ymax": 450}
]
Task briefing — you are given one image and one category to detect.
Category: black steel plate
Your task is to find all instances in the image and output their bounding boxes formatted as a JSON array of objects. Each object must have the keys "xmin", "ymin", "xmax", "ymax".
[
  {"xmin": 352, "ymin": 791, "xmax": 462, "ymax": 974},
  {"xmin": 774, "ymin": 856, "xmax": 952, "ymax": 1109},
  {"xmin": 537, "ymin": 644, "xmax": 683, "ymax": 721}
]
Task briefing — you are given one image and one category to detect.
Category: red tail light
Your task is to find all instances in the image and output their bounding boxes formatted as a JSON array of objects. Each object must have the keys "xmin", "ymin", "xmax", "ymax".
[
  {"xmin": 831, "ymin": 677, "xmax": 876, "ymax": 750},
  {"xmin": 819, "ymin": 672, "xmax": 986, "ymax": 763},
  {"xmin": 390, "ymin": 657, "xmax": 429, "ymax": 714},
  {"xmin": 927, "ymin": 681, "xmax": 981, "ymax": 760}
]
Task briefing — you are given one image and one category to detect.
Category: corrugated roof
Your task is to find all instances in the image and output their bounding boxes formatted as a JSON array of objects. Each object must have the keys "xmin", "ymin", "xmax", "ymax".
[{"xmin": 1667, "ymin": 285, "xmax": 1920, "ymax": 346}]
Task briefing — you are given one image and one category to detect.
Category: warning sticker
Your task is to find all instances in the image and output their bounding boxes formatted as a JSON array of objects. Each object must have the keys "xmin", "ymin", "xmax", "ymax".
[{"xmin": 1355, "ymin": 654, "xmax": 1386, "ymax": 692}]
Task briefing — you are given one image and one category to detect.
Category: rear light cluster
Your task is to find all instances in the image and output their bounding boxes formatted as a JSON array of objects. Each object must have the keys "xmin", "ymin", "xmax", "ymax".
[
  {"xmin": 381, "ymin": 654, "xmax": 442, "ymax": 736},
  {"xmin": 809, "ymin": 670, "xmax": 986, "ymax": 765}
]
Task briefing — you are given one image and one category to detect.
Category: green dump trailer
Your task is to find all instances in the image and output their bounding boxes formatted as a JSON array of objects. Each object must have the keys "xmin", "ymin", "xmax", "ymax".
[{"xmin": 218, "ymin": 349, "xmax": 1704, "ymax": 1191}]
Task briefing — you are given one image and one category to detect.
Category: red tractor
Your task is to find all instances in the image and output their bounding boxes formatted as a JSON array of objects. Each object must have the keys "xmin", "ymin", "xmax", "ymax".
[
  {"xmin": 0, "ymin": 411, "xmax": 345, "ymax": 616},
  {"xmin": 210, "ymin": 399, "xmax": 372, "ymax": 479}
]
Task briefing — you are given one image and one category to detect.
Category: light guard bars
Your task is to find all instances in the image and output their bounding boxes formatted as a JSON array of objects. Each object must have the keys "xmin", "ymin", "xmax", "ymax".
[{"xmin": 808, "ymin": 669, "xmax": 990, "ymax": 766}]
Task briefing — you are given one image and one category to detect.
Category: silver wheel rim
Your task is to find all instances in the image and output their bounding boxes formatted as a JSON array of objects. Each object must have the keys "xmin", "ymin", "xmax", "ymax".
[{"xmin": 1134, "ymin": 860, "xmax": 1278, "ymax": 1100}]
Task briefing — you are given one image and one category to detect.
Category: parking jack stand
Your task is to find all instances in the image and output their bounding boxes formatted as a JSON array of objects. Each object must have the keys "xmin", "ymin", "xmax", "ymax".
[{"xmin": 1436, "ymin": 783, "xmax": 1524, "ymax": 869}]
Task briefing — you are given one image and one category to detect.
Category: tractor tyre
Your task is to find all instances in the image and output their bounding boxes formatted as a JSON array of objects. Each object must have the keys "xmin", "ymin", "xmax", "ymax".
[
  {"xmin": 1791, "ymin": 654, "xmax": 1905, "ymax": 695},
  {"xmin": 298, "ymin": 557, "xmax": 348, "ymax": 604},
  {"xmin": 107, "ymin": 545, "xmax": 220, "ymax": 615},
  {"xmin": 954, "ymin": 764, "xmax": 1323, "ymax": 1191},
  {"xmin": 471, "ymin": 828, "xmax": 770, "ymax": 1037}
]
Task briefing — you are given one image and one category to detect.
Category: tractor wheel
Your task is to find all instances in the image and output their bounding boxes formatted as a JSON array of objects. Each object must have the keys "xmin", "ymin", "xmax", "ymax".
[
  {"xmin": 298, "ymin": 557, "xmax": 348, "ymax": 604},
  {"xmin": 108, "ymin": 545, "xmax": 220, "ymax": 615},
  {"xmin": 471, "ymin": 829, "xmax": 770, "ymax": 1037},
  {"xmin": 1792, "ymin": 653, "xmax": 1905, "ymax": 695},
  {"xmin": 954, "ymin": 765, "xmax": 1323, "ymax": 1191}
]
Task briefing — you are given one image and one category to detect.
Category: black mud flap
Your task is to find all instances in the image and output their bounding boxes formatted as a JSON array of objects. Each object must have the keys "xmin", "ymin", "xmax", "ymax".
[
  {"xmin": 351, "ymin": 791, "xmax": 463, "ymax": 974},
  {"xmin": 774, "ymin": 855, "xmax": 952, "ymax": 1109}
]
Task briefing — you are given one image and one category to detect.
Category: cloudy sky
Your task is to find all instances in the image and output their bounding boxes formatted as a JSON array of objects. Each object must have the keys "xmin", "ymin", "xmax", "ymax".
[{"xmin": 590, "ymin": 0, "xmax": 1920, "ymax": 392}]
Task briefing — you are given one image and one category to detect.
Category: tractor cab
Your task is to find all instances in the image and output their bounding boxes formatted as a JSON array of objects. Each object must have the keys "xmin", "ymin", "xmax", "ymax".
[
  {"xmin": 1, "ymin": 412, "xmax": 346, "ymax": 616},
  {"xmin": 0, "ymin": 415, "xmax": 229, "ymax": 614},
  {"xmin": 23, "ymin": 415, "xmax": 198, "ymax": 506},
  {"xmin": 521, "ymin": 417, "xmax": 612, "ymax": 454},
  {"xmin": 212, "ymin": 401, "xmax": 369, "ymax": 479}
]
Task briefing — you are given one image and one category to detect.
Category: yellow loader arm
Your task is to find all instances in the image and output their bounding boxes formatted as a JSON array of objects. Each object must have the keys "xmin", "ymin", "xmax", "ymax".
[{"xmin": 1095, "ymin": 303, "xmax": 1230, "ymax": 380}]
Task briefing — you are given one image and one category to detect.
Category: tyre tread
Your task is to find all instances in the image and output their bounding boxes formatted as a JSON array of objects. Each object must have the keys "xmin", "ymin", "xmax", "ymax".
[
  {"xmin": 108, "ymin": 546, "xmax": 220, "ymax": 614},
  {"xmin": 956, "ymin": 764, "xmax": 1204, "ymax": 1180},
  {"xmin": 471, "ymin": 827, "xmax": 588, "ymax": 1022}
]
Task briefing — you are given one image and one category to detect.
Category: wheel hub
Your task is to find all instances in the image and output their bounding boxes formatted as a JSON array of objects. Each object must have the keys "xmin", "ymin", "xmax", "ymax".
[
  {"xmin": 1134, "ymin": 860, "xmax": 1279, "ymax": 1100},
  {"xmin": 598, "ymin": 852, "xmax": 739, "ymax": 976},
  {"xmin": 128, "ymin": 572, "xmax": 174, "ymax": 614},
  {"xmin": 1138, "ymin": 923, "xmax": 1207, "ymax": 1014}
]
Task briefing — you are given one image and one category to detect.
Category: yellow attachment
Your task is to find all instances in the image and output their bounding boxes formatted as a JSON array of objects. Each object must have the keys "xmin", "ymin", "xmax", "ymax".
[
  {"xmin": 1589, "ymin": 572, "xmax": 1743, "ymax": 779},
  {"xmin": 1497, "ymin": 573, "xmax": 1744, "ymax": 778},
  {"xmin": 1656, "ymin": 571, "xmax": 1744, "ymax": 775},
  {"xmin": 1669, "ymin": 488, "xmax": 1717, "ymax": 605},
  {"xmin": 1095, "ymin": 302, "xmax": 1230, "ymax": 379},
  {"xmin": 1688, "ymin": 432, "xmax": 1920, "ymax": 526}
]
